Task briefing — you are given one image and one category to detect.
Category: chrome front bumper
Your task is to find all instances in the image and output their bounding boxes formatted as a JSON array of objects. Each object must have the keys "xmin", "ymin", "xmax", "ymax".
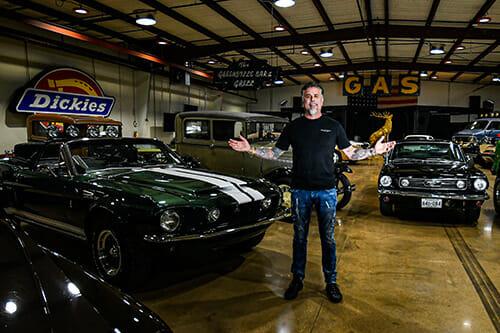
[
  {"xmin": 143, "ymin": 213, "xmax": 285, "ymax": 244},
  {"xmin": 378, "ymin": 189, "xmax": 489, "ymax": 201}
]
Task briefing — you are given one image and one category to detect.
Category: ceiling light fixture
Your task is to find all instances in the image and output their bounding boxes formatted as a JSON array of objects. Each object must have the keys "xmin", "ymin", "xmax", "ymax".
[
  {"xmin": 300, "ymin": 49, "xmax": 309, "ymax": 55},
  {"xmin": 314, "ymin": 63, "xmax": 321, "ymax": 67},
  {"xmin": 338, "ymin": 73, "xmax": 345, "ymax": 79},
  {"xmin": 478, "ymin": 16, "xmax": 491, "ymax": 23},
  {"xmin": 274, "ymin": 25, "xmax": 286, "ymax": 31},
  {"xmin": 319, "ymin": 48, "xmax": 333, "ymax": 58},
  {"xmin": 273, "ymin": 0, "xmax": 296, "ymax": 8},
  {"xmin": 430, "ymin": 74, "xmax": 438, "ymax": 80},
  {"xmin": 445, "ymin": 60, "xmax": 452, "ymax": 64},
  {"xmin": 208, "ymin": 59, "xmax": 216, "ymax": 64},
  {"xmin": 274, "ymin": 77, "xmax": 284, "ymax": 85},
  {"xmin": 420, "ymin": 71, "xmax": 428, "ymax": 77},
  {"xmin": 456, "ymin": 45, "xmax": 465, "ymax": 51},
  {"xmin": 135, "ymin": 13, "xmax": 157, "ymax": 26},
  {"xmin": 492, "ymin": 75, "xmax": 500, "ymax": 83},
  {"xmin": 73, "ymin": 5, "xmax": 88, "ymax": 15},
  {"xmin": 329, "ymin": 75, "xmax": 335, "ymax": 81},
  {"xmin": 430, "ymin": 44, "xmax": 445, "ymax": 55},
  {"xmin": 157, "ymin": 40, "xmax": 167, "ymax": 45}
]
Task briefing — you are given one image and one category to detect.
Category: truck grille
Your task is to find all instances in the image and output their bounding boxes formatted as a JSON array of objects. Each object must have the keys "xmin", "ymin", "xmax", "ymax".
[{"xmin": 400, "ymin": 178, "xmax": 467, "ymax": 191}]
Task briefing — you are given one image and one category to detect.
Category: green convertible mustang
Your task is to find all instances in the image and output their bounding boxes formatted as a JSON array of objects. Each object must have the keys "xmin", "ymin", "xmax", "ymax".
[{"xmin": 0, "ymin": 138, "xmax": 283, "ymax": 286}]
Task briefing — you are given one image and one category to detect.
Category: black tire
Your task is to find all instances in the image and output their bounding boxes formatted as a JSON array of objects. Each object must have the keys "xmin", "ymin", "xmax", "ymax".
[
  {"xmin": 464, "ymin": 207, "xmax": 480, "ymax": 226},
  {"xmin": 336, "ymin": 173, "xmax": 352, "ymax": 210},
  {"xmin": 89, "ymin": 219, "xmax": 151, "ymax": 288},
  {"xmin": 379, "ymin": 200, "xmax": 393, "ymax": 216},
  {"xmin": 494, "ymin": 180, "xmax": 500, "ymax": 214},
  {"xmin": 275, "ymin": 177, "xmax": 292, "ymax": 222}
]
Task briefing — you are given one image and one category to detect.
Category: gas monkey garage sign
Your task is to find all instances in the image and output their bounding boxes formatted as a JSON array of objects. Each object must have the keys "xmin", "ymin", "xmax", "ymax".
[{"xmin": 214, "ymin": 60, "xmax": 280, "ymax": 90}]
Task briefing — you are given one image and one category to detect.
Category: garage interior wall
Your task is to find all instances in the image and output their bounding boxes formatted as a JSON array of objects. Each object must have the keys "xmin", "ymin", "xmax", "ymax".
[
  {"xmin": 250, "ymin": 81, "xmax": 500, "ymax": 113},
  {"xmin": 0, "ymin": 35, "xmax": 249, "ymax": 152}
]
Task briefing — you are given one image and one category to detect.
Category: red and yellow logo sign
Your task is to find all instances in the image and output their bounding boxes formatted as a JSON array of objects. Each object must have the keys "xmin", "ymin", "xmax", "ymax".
[{"xmin": 17, "ymin": 67, "xmax": 114, "ymax": 116}]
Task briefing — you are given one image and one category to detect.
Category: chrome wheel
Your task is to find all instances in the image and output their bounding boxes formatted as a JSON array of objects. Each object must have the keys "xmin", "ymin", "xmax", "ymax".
[{"xmin": 96, "ymin": 229, "xmax": 122, "ymax": 277}]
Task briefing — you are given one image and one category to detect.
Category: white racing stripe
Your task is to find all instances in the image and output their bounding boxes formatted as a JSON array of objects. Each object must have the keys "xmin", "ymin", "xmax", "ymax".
[
  {"xmin": 149, "ymin": 167, "xmax": 263, "ymax": 204},
  {"xmin": 172, "ymin": 168, "xmax": 265, "ymax": 201}
]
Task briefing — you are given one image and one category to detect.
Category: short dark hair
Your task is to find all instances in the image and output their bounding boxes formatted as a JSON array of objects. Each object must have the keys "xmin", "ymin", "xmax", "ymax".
[{"xmin": 301, "ymin": 81, "xmax": 324, "ymax": 96}]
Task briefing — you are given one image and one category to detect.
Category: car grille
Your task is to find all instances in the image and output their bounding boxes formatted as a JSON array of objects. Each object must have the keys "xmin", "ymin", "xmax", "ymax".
[
  {"xmin": 400, "ymin": 178, "xmax": 467, "ymax": 191},
  {"xmin": 452, "ymin": 136, "xmax": 474, "ymax": 145}
]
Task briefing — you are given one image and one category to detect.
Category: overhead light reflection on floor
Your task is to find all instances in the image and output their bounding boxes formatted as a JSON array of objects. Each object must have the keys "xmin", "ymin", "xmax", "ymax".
[{"xmin": 483, "ymin": 224, "xmax": 492, "ymax": 237}]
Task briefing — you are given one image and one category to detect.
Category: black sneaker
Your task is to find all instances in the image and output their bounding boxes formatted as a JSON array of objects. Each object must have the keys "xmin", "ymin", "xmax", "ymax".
[
  {"xmin": 284, "ymin": 276, "xmax": 303, "ymax": 300},
  {"xmin": 325, "ymin": 283, "xmax": 342, "ymax": 303}
]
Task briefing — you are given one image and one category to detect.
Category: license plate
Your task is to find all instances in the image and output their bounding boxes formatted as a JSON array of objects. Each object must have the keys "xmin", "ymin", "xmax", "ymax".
[{"xmin": 421, "ymin": 198, "xmax": 442, "ymax": 208}]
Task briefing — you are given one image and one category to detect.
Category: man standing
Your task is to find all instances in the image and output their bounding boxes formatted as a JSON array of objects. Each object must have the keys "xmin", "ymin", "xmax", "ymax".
[{"xmin": 228, "ymin": 82, "xmax": 395, "ymax": 303}]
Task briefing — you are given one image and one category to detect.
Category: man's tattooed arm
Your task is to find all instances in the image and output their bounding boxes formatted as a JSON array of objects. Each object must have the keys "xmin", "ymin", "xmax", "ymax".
[
  {"xmin": 343, "ymin": 146, "xmax": 376, "ymax": 161},
  {"xmin": 249, "ymin": 146, "xmax": 292, "ymax": 165}
]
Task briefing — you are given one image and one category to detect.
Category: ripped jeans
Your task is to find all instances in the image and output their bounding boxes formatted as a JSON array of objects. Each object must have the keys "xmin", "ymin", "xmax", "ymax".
[{"xmin": 291, "ymin": 188, "xmax": 338, "ymax": 284}]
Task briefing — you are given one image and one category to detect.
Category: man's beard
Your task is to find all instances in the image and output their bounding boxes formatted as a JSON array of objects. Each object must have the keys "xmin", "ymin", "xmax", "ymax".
[{"xmin": 306, "ymin": 107, "xmax": 318, "ymax": 115}]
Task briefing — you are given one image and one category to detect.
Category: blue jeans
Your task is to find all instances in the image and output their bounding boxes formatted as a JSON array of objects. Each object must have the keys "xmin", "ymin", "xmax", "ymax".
[{"xmin": 291, "ymin": 188, "xmax": 338, "ymax": 284}]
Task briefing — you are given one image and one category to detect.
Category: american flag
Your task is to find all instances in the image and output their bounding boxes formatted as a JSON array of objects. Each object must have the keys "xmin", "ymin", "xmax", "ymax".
[{"xmin": 377, "ymin": 89, "xmax": 418, "ymax": 109}]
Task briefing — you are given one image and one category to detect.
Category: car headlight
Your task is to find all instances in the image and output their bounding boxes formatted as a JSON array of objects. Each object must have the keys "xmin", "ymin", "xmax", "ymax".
[
  {"xmin": 66, "ymin": 125, "xmax": 80, "ymax": 138},
  {"xmin": 207, "ymin": 208, "xmax": 220, "ymax": 222},
  {"xmin": 473, "ymin": 178, "xmax": 487, "ymax": 191},
  {"xmin": 400, "ymin": 178, "xmax": 410, "ymax": 187},
  {"xmin": 47, "ymin": 125, "xmax": 61, "ymax": 138},
  {"xmin": 379, "ymin": 175, "xmax": 392, "ymax": 187},
  {"xmin": 262, "ymin": 197, "xmax": 272, "ymax": 209},
  {"xmin": 160, "ymin": 210, "xmax": 180, "ymax": 232},
  {"xmin": 87, "ymin": 126, "xmax": 100, "ymax": 138},
  {"xmin": 106, "ymin": 125, "xmax": 120, "ymax": 138},
  {"xmin": 456, "ymin": 180, "xmax": 466, "ymax": 189}
]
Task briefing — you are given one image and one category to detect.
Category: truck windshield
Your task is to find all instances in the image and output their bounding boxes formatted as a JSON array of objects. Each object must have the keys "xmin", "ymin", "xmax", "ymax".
[
  {"xmin": 468, "ymin": 120, "xmax": 488, "ymax": 130},
  {"xmin": 246, "ymin": 122, "xmax": 287, "ymax": 143}
]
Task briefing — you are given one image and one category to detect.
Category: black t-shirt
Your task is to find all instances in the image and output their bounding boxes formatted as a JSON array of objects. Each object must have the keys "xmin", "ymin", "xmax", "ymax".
[{"xmin": 276, "ymin": 116, "xmax": 350, "ymax": 190}]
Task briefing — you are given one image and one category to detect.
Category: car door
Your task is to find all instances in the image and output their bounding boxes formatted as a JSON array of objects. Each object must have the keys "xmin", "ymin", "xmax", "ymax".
[
  {"xmin": 211, "ymin": 120, "xmax": 246, "ymax": 175},
  {"xmin": 176, "ymin": 118, "xmax": 217, "ymax": 170}
]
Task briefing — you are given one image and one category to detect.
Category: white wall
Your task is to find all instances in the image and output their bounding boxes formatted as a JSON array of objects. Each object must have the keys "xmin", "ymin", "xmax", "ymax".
[
  {"xmin": 250, "ymin": 80, "xmax": 500, "ymax": 112},
  {"xmin": 0, "ymin": 36, "xmax": 249, "ymax": 152}
]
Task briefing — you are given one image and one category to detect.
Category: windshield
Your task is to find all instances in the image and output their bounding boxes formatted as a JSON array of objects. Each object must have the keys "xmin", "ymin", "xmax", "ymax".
[
  {"xmin": 468, "ymin": 120, "xmax": 488, "ymax": 130},
  {"xmin": 390, "ymin": 142, "xmax": 463, "ymax": 162},
  {"xmin": 246, "ymin": 122, "xmax": 287, "ymax": 143},
  {"xmin": 67, "ymin": 139, "xmax": 183, "ymax": 172}
]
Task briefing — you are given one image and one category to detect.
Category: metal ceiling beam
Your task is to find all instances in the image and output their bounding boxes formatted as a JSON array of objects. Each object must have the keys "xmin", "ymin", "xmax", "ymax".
[
  {"xmin": 184, "ymin": 24, "xmax": 499, "ymax": 58},
  {"xmin": 138, "ymin": 0, "xmax": 256, "ymax": 63},
  {"xmin": 78, "ymin": 0, "xmax": 191, "ymax": 48},
  {"xmin": 282, "ymin": 61, "xmax": 498, "ymax": 76},
  {"xmin": 409, "ymin": 0, "xmax": 440, "ymax": 73},
  {"xmin": 200, "ymin": 0, "xmax": 305, "ymax": 84},
  {"xmin": 430, "ymin": 0, "xmax": 496, "ymax": 77},
  {"xmin": 451, "ymin": 41, "xmax": 499, "ymax": 81},
  {"xmin": 311, "ymin": 0, "xmax": 351, "ymax": 78},
  {"xmin": 6, "ymin": 0, "xmax": 140, "ymax": 46},
  {"xmin": 473, "ymin": 65, "xmax": 499, "ymax": 83},
  {"xmin": 364, "ymin": 0, "xmax": 378, "ymax": 67},
  {"xmin": 258, "ymin": 1, "xmax": 321, "ymax": 82},
  {"xmin": 384, "ymin": 0, "xmax": 389, "ymax": 74}
]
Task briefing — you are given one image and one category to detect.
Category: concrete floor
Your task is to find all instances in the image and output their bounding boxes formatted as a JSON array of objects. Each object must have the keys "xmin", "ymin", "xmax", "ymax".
[{"xmin": 136, "ymin": 158, "xmax": 499, "ymax": 333}]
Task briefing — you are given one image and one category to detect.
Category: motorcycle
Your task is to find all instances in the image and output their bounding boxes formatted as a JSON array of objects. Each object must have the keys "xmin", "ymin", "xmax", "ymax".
[
  {"xmin": 278, "ymin": 150, "xmax": 355, "ymax": 220},
  {"xmin": 334, "ymin": 149, "xmax": 356, "ymax": 210}
]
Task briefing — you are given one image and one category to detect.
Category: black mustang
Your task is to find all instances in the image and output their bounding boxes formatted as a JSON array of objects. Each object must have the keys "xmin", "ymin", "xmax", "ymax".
[
  {"xmin": 0, "ymin": 138, "xmax": 282, "ymax": 286},
  {"xmin": 0, "ymin": 218, "xmax": 171, "ymax": 332},
  {"xmin": 378, "ymin": 138, "xmax": 489, "ymax": 224}
]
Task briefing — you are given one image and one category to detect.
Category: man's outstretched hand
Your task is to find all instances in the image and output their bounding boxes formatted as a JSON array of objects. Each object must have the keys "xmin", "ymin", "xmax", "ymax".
[
  {"xmin": 374, "ymin": 136, "xmax": 396, "ymax": 154},
  {"xmin": 228, "ymin": 135, "xmax": 251, "ymax": 152}
]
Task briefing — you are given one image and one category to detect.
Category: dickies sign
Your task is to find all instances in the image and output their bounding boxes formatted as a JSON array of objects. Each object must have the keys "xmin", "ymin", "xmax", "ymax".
[
  {"xmin": 16, "ymin": 68, "xmax": 115, "ymax": 117},
  {"xmin": 342, "ymin": 75, "xmax": 420, "ymax": 96}
]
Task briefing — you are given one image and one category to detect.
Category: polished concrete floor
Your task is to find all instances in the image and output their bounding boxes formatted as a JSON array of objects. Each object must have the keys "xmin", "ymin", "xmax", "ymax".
[{"xmin": 135, "ymin": 158, "xmax": 500, "ymax": 333}]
